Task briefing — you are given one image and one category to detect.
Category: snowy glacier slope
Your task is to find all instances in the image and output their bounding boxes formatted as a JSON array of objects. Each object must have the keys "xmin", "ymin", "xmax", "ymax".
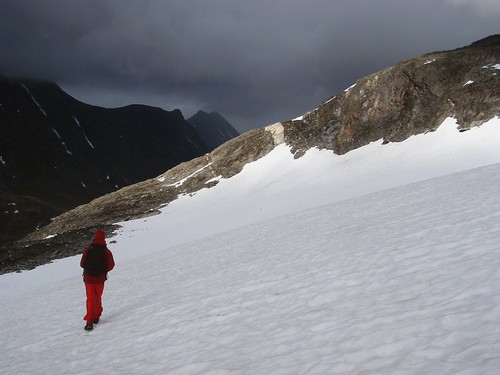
[{"xmin": 1, "ymin": 117, "xmax": 500, "ymax": 374}]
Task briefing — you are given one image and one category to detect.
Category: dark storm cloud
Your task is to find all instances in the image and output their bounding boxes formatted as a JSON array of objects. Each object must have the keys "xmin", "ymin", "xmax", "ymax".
[{"xmin": 1, "ymin": 0, "xmax": 498, "ymax": 132}]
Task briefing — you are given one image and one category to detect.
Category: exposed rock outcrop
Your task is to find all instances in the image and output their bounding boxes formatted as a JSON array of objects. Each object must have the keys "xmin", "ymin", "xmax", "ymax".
[{"xmin": 283, "ymin": 35, "xmax": 500, "ymax": 157}]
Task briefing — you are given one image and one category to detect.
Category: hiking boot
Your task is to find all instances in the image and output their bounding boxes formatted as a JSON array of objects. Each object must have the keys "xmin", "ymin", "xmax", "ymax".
[
  {"xmin": 93, "ymin": 318, "xmax": 99, "ymax": 324},
  {"xmin": 84, "ymin": 323, "xmax": 94, "ymax": 331}
]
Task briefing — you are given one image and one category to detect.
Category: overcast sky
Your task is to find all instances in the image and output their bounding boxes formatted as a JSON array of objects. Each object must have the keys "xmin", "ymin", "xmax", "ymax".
[{"xmin": 0, "ymin": 0, "xmax": 498, "ymax": 132}]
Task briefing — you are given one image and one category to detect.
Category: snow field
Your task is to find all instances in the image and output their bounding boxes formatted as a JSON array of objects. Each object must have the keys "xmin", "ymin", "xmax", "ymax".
[
  {"xmin": 1, "ymin": 116, "xmax": 500, "ymax": 374},
  {"xmin": 2, "ymin": 163, "xmax": 500, "ymax": 374}
]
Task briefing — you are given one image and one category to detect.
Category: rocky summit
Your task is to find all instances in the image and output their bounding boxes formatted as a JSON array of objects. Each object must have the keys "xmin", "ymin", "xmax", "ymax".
[
  {"xmin": 283, "ymin": 34, "xmax": 500, "ymax": 157},
  {"xmin": 1, "ymin": 35, "xmax": 499, "ymax": 274}
]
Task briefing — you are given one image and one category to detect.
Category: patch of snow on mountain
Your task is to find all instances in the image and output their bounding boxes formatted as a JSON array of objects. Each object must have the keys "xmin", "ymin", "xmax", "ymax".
[
  {"xmin": 73, "ymin": 116, "xmax": 95, "ymax": 149},
  {"xmin": 344, "ymin": 83, "xmax": 357, "ymax": 91},
  {"xmin": 186, "ymin": 137, "xmax": 200, "ymax": 149},
  {"xmin": 166, "ymin": 162, "xmax": 214, "ymax": 188},
  {"xmin": 20, "ymin": 83, "xmax": 47, "ymax": 116},
  {"xmin": 482, "ymin": 63, "xmax": 500, "ymax": 70},
  {"xmin": 51, "ymin": 128, "xmax": 73, "ymax": 155}
]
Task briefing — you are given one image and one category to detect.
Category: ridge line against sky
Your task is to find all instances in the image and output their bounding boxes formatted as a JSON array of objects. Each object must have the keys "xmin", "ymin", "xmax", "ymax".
[{"xmin": 0, "ymin": 0, "xmax": 498, "ymax": 132}]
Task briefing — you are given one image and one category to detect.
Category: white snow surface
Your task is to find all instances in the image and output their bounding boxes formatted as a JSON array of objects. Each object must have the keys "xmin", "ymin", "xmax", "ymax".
[
  {"xmin": 73, "ymin": 116, "xmax": 95, "ymax": 149},
  {"xmin": 20, "ymin": 83, "xmax": 47, "ymax": 116},
  {"xmin": 51, "ymin": 128, "xmax": 73, "ymax": 155},
  {"xmin": 1, "ymin": 117, "xmax": 500, "ymax": 374}
]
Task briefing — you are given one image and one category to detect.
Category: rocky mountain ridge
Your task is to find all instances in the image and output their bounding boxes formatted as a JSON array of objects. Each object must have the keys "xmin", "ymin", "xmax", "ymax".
[
  {"xmin": 284, "ymin": 34, "xmax": 499, "ymax": 157},
  {"xmin": 0, "ymin": 78, "xmax": 239, "ymax": 242},
  {"xmin": 1, "ymin": 35, "xmax": 499, "ymax": 274}
]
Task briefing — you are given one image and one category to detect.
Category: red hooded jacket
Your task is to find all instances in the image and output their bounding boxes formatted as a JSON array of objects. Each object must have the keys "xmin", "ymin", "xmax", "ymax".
[{"xmin": 80, "ymin": 229, "xmax": 115, "ymax": 284}]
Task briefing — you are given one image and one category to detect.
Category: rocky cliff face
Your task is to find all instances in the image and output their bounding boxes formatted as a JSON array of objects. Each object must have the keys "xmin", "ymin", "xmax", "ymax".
[
  {"xmin": 1, "ymin": 35, "xmax": 499, "ymax": 274},
  {"xmin": 283, "ymin": 34, "xmax": 500, "ymax": 157}
]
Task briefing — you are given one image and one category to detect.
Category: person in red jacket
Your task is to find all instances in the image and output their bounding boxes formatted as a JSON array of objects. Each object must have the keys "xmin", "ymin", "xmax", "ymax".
[{"xmin": 80, "ymin": 229, "xmax": 115, "ymax": 331}]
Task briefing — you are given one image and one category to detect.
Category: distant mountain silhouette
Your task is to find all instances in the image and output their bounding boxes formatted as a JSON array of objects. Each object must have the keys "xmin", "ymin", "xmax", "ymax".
[
  {"xmin": 0, "ymin": 77, "xmax": 239, "ymax": 242},
  {"xmin": 187, "ymin": 110, "xmax": 240, "ymax": 150}
]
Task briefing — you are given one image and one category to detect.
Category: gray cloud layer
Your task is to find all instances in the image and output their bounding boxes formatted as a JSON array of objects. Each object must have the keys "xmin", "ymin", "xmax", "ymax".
[{"xmin": 1, "ymin": 0, "xmax": 498, "ymax": 131}]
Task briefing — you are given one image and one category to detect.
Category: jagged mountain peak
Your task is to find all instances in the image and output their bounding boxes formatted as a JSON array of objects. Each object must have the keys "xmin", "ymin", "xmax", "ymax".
[
  {"xmin": 187, "ymin": 110, "xmax": 240, "ymax": 150},
  {"xmin": 0, "ymin": 79, "xmax": 238, "ymax": 243},
  {"xmin": 189, "ymin": 110, "xmax": 232, "ymax": 125}
]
